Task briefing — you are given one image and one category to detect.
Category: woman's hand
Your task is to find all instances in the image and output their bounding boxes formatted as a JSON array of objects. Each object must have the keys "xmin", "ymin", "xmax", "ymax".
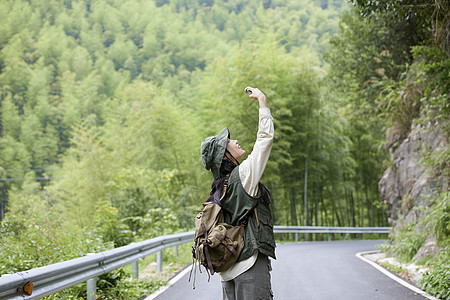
[{"xmin": 244, "ymin": 86, "xmax": 268, "ymax": 108}]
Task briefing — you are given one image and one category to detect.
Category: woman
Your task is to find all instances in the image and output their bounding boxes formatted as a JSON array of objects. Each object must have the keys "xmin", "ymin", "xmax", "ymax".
[{"xmin": 200, "ymin": 86, "xmax": 275, "ymax": 300}]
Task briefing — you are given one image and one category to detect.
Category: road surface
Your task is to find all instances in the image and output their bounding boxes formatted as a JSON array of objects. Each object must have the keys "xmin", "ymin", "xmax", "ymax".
[{"xmin": 150, "ymin": 240, "xmax": 427, "ymax": 300}]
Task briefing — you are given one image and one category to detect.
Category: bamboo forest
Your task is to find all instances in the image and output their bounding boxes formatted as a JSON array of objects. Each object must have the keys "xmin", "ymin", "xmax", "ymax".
[{"xmin": 0, "ymin": 0, "xmax": 448, "ymax": 299}]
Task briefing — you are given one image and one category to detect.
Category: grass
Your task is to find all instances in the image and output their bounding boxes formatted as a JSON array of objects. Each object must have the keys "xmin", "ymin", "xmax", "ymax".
[
  {"xmin": 380, "ymin": 261, "xmax": 413, "ymax": 281},
  {"xmin": 43, "ymin": 243, "xmax": 194, "ymax": 299},
  {"xmin": 138, "ymin": 242, "xmax": 193, "ymax": 283}
]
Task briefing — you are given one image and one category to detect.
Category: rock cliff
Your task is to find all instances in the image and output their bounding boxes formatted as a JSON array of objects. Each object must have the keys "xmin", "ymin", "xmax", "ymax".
[{"xmin": 379, "ymin": 120, "xmax": 448, "ymax": 259}]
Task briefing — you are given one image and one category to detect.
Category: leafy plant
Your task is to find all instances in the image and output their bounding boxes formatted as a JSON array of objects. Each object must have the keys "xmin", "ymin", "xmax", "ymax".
[
  {"xmin": 96, "ymin": 278, "xmax": 166, "ymax": 300},
  {"xmin": 391, "ymin": 222, "xmax": 426, "ymax": 263},
  {"xmin": 44, "ymin": 269, "xmax": 166, "ymax": 300},
  {"xmin": 127, "ymin": 207, "xmax": 179, "ymax": 240},
  {"xmin": 0, "ymin": 211, "xmax": 109, "ymax": 274},
  {"xmin": 94, "ymin": 198, "xmax": 134, "ymax": 247},
  {"xmin": 386, "ymin": 192, "xmax": 449, "ymax": 298},
  {"xmin": 420, "ymin": 249, "xmax": 450, "ymax": 300},
  {"xmin": 428, "ymin": 192, "xmax": 450, "ymax": 247}
]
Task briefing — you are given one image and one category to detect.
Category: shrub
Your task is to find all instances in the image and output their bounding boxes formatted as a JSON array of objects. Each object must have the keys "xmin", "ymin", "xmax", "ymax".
[
  {"xmin": 391, "ymin": 222, "xmax": 426, "ymax": 263},
  {"xmin": 420, "ymin": 249, "xmax": 450, "ymax": 300},
  {"xmin": 418, "ymin": 192, "xmax": 450, "ymax": 299},
  {"xmin": 0, "ymin": 211, "xmax": 109, "ymax": 274},
  {"xmin": 96, "ymin": 277, "xmax": 166, "ymax": 300}
]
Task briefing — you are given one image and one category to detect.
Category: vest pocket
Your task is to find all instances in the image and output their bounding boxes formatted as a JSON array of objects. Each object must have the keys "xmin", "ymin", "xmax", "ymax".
[
  {"xmin": 257, "ymin": 205, "xmax": 276, "ymax": 248},
  {"xmin": 258, "ymin": 220, "xmax": 276, "ymax": 248}
]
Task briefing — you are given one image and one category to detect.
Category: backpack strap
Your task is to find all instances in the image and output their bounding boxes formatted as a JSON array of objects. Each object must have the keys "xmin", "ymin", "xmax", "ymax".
[
  {"xmin": 220, "ymin": 173, "xmax": 261, "ymax": 227},
  {"xmin": 201, "ymin": 223, "xmax": 215, "ymax": 276},
  {"xmin": 254, "ymin": 207, "xmax": 260, "ymax": 227},
  {"xmin": 219, "ymin": 174, "xmax": 230, "ymax": 202},
  {"xmin": 216, "ymin": 235, "xmax": 238, "ymax": 255}
]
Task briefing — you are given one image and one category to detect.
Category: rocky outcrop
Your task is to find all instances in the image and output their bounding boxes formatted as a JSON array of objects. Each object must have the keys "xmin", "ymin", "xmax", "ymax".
[{"xmin": 379, "ymin": 121, "xmax": 448, "ymax": 259}]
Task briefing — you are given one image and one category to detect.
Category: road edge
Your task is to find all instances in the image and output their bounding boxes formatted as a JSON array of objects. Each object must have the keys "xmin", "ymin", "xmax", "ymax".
[
  {"xmin": 144, "ymin": 265, "xmax": 192, "ymax": 300},
  {"xmin": 355, "ymin": 250, "xmax": 437, "ymax": 300}
]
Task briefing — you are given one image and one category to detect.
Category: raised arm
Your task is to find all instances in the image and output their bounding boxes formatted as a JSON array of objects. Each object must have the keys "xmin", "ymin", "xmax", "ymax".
[{"xmin": 240, "ymin": 87, "xmax": 274, "ymax": 197}]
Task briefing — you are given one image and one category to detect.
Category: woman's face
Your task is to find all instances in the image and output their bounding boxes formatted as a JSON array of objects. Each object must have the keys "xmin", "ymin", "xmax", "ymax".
[{"xmin": 226, "ymin": 139, "xmax": 246, "ymax": 162}]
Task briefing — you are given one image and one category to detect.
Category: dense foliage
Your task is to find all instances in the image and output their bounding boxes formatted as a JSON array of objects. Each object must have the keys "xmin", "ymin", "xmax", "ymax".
[
  {"xmin": 0, "ymin": 0, "xmax": 447, "ymax": 298},
  {"xmin": 0, "ymin": 0, "xmax": 348, "ymax": 231},
  {"xmin": 340, "ymin": 0, "xmax": 449, "ymax": 297},
  {"xmin": 0, "ymin": 0, "xmax": 356, "ymax": 297}
]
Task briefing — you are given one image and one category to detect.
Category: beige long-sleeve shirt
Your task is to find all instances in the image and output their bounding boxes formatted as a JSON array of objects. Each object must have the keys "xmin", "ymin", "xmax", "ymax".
[{"xmin": 220, "ymin": 106, "xmax": 274, "ymax": 281}]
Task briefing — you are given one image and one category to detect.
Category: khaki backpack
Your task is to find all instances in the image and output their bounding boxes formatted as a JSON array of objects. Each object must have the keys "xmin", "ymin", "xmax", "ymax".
[{"xmin": 189, "ymin": 178, "xmax": 244, "ymax": 287}]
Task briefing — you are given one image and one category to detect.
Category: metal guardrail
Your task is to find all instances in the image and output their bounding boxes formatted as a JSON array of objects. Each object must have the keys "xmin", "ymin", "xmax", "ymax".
[
  {"xmin": 0, "ymin": 232, "xmax": 194, "ymax": 300},
  {"xmin": 0, "ymin": 226, "xmax": 390, "ymax": 299},
  {"xmin": 274, "ymin": 226, "xmax": 391, "ymax": 242},
  {"xmin": 275, "ymin": 226, "xmax": 390, "ymax": 234}
]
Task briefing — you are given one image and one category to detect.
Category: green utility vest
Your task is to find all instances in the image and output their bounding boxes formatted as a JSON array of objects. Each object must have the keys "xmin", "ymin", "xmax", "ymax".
[{"xmin": 220, "ymin": 166, "xmax": 276, "ymax": 262}]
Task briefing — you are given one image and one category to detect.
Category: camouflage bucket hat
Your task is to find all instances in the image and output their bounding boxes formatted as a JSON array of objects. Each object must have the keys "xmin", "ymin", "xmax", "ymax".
[{"xmin": 201, "ymin": 127, "xmax": 230, "ymax": 179}]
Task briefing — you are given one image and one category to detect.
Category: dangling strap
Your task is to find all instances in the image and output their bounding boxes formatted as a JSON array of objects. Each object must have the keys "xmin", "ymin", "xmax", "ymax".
[
  {"xmin": 254, "ymin": 207, "xmax": 260, "ymax": 227},
  {"xmin": 189, "ymin": 254, "xmax": 196, "ymax": 289},
  {"xmin": 219, "ymin": 174, "xmax": 230, "ymax": 202},
  {"xmin": 201, "ymin": 223, "xmax": 215, "ymax": 276}
]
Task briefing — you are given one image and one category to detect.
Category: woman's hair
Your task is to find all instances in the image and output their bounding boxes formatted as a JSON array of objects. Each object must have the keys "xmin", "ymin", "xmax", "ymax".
[
  {"xmin": 205, "ymin": 156, "xmax": 237, "ymax": 205},
  {"xmin": 205, "ymin": 150, "xmax": 271, "ymax": 205}
]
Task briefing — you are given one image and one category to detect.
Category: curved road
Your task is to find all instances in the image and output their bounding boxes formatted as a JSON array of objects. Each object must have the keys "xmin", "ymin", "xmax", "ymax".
[{"xmin": 151, "ymin": 240, "xmax": 426, "ymax": 300}]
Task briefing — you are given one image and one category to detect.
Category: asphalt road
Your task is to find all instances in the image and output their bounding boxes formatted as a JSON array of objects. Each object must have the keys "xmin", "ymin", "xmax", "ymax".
[{"xmin": 151, "ymin": 240, "xmax": 427, "ymax": 300}]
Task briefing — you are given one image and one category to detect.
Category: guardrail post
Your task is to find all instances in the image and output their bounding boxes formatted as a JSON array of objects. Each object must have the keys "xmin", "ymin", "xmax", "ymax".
[
  {"xmin": 295, "ymin": 233, "xmax": 298, "ymax": 242},
  {"xmin": 157, "ymin": 250, "xmax": 163, "ymax": 272},
  {"xmin": 174, "ymin": 245, "xmax": 179, "ymax": 257},
  {"xmin": 86, "ymin": 277, "xmax": 96, "ymax": 300},
  {"xmin": 327, "ymin": 233, "xmax": 331, "ymax": 241},
  {"xmin": 131, "ymin": 261, "xmax": 139, "ymax": 279}
]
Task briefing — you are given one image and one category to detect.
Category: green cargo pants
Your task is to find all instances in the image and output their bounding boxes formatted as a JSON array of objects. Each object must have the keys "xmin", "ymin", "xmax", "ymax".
[{"xmin": 222, "ymin": 253, "xmax": 273, "ymax": 300}]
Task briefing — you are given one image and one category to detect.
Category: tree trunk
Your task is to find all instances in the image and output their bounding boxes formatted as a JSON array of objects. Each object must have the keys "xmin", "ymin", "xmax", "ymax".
[
  {"xmin": 350, "ymin": 188, "xmax": 355, "ymax": 227},
  {"xmin": 0, "ymin": 197, "xmax": 4, "ymax": 221},
  {"xmin": 272, "ymin": 185, "xmax": 280, "ymax": 225},
  {"xmin": 290, "ymin": 187, "xmax": 298, "ymax": 226},
  {"xmin": 364, "ymin": 175, "xmax": 371, "ymax": 227},
  {"xmin": 0, "ymin": 184, "xmax": 7, "ymax": 221},
  {"xmin": 314, "ymin": 183, "xmax": 319, "ymax": 226},
  {"xmin": 304, "ymin": 155, "xmax": 309, "ymax": 226},
  {"xmin": 344, "ymin": 179, "xmax": 350, "ymax": 226},
  {"xmin": 333, "ymin": 196, "xmax": 342, "ymax": 227},
  {"xmin": 370, "ymin": 182, "xmax": 375, "ymax": 227}
]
